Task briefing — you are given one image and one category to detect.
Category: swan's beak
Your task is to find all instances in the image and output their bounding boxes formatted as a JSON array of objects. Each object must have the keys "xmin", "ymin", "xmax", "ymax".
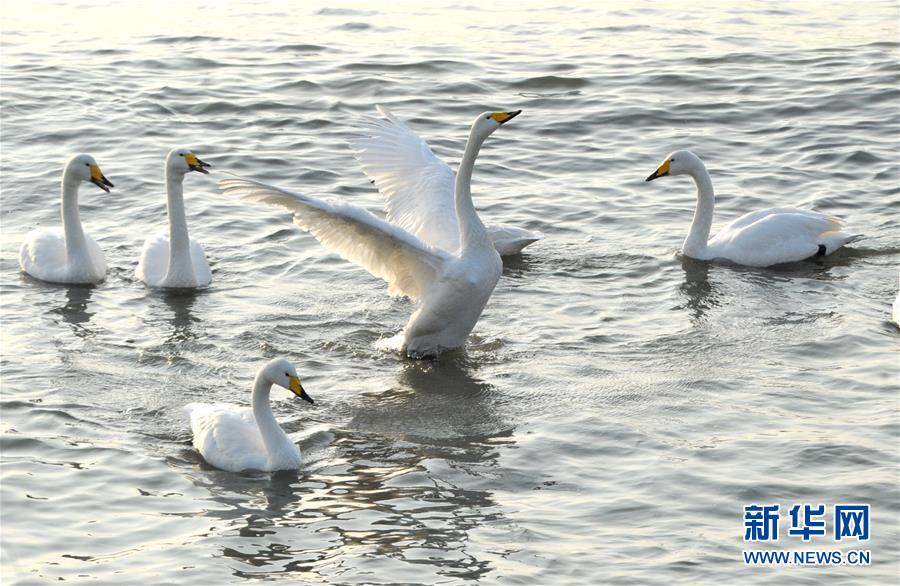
[
  {"xmin": 289, "ymin": 376, "xmax": 314, "ymax": 404},
  {"xmin": 645, "ymin": 159, "xmax": 671, "ymax": 182},
  {"xmin": 491, "ymin": 110, "xmax": 522, "ymax": 124},
  {"xmin": 185, "ymin": 153, "xmax": 211, "ymax": 174},
  {"xmin": 89, "ymin": 165, "xmax": 114, "ymax": 192}
]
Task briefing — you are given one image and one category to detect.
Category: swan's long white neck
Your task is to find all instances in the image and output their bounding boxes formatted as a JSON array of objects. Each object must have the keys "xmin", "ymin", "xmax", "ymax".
[
  {"xmin": 61, "ymin": 172, "xmax": 88, "ymax": 265},
  {"xmin": 250, "ymin": 372, "xmax": 292, "ymax": 462},
  {"xmin": 164, "ymin": 169, "xmax": 196, "ymax": 285},
  {"xmin": 455, "ymin": 129, "xmax": 492, "ymax": 253},
  {"xmin": 683, "ymin": 163, "xmax": 715, "ymax": 258}
]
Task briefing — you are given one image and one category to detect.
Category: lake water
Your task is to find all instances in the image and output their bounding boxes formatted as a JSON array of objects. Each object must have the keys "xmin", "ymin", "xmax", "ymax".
[{"xmin": 1, "ymin": 1, "xmax": 898, "ymax": 584}]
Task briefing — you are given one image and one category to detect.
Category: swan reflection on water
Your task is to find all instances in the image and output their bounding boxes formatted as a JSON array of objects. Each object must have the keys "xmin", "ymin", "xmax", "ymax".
[
  {"xmin": 160, "ymin": 288, "xmax": 201, "ymax": 345},
  {"xmin": 51, "ymin": 284, "xmax": 97, "ymax": 338},
  {"xmin": 678, "ymin": 256, "xmax": 718, "ymax": 324},
  {"xmin": 676, "ymin": 248, "xmax": 859, "ymax": 325}
]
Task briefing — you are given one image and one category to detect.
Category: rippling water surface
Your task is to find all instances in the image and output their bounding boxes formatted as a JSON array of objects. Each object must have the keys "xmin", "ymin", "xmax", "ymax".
[{"xmin": 2, "ymin": 1, "xmax": 898, "ymax": 584}]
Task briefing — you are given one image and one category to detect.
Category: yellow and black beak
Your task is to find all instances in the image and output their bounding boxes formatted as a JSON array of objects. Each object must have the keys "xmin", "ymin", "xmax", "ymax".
[
  {"xmin": 89, "ymin": 165, "xmax": 114, "ymax": 192},
  {"xmin": 289, "ymin": 376, "xmax": 314, "ymax": 404},
  {"xmin": 645, "ymin": 159, "xmax": 671, "ymax": 182},
  {"xmin": 184, "ymin": 153, "xmax": 211, "ymax": 174},
  {"xmin": 490, "ymin": 110, "xmax": 522, "ymax": 125}
]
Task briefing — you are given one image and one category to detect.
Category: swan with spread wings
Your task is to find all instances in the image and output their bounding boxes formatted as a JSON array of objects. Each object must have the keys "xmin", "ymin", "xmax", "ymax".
[{"xmin": 220, "ymin": 109, "xmax": 522, "ymax": 358}]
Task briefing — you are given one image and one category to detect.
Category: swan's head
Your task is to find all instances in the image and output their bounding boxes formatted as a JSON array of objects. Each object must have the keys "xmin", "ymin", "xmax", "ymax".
[
  {"xmin": 167, "ymin": 148, "xmax": 211, "ymax": 176},
  {"xmin": 264, "ymin": 357, "xmax": 314, "ymax": 404},
  {"xmin": 470, "ymin": 110, "xmax": 522, "ymax": 141},
  {"xmin": 645, "ymin": 150, "xmax": 705, "ymax": 182},
  {"xmin": 66, "ymin": 154, "xmax": 114, "ymax": 193}
]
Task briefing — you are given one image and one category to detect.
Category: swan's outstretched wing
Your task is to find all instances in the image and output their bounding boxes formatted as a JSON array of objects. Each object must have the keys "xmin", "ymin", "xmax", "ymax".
[
  {"xmin": 349, "ymin": 105, "xmax": 461, "ymax": 252},
  {"xmin": 219, "ymin": 177, "xmax": 448, "ymax": 300}
]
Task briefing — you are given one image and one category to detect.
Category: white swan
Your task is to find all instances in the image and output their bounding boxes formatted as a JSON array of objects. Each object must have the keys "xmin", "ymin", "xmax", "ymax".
[
  {"xmin": 220, "ymin": 110, "xmax": 521, "ymax": 358},
  {"xmin": 136, "ymin": 148, "xmax": 212, "ymax": 288},
  {"xmin": 350, "ymin": 106, "xmax": 542, "ymax": 256},
  {"xmin": 646, "ymin": 150, "xmax": 862, "ymax": 267},
  {"xmin": 185, "ymin": 357, "xmax": 314, "ymax": 473},
  {"xmin": 19, "ymin": 154, "xmax": 114, "ymax": 284}
]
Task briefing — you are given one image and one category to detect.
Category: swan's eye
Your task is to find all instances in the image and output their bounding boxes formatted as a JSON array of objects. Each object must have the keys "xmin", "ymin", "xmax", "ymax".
[
  {"xmin": 485, "ymin": 115, "xmax": 490, "ymax": 120},
  {"xmin": 284, "ymin": 371, "xmax": 290, "ymax": 376},
  {"xmin": 179, "ymin": 153, "xmax": 184, "ymax": 157},
  {"xmin": 85, "ymin": 163, "xmax": 90, "ymax": 167}
]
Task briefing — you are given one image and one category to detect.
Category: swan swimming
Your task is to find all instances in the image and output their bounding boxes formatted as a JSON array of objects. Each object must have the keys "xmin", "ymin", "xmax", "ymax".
[
  {"xmin": 19, "ymin": 154, "xmax": 114, "ymax": 284},
  {"xmin": 220, "ymin": 110, "xmax": 521, "ymax": 358},
  {"xmin": 646, "ymin": 150, "xmax": 862, "ymax": 267},
  {"xmin": 350, "ymin": 106, "xmax": 542, "ymax": 256},
  {"xmin": 136, "ymin": 148, "xmax": 212, "ymax": 288},
  {"xmin": 185, "ymin": 357, "xmax": 314, "ymax": 473}
]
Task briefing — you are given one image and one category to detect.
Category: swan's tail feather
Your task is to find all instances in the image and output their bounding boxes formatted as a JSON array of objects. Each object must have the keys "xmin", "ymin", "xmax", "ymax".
[
  {"xmin": 818, "ymin": 229, "xmax": 864, "ymax": 243},
  {"xmin": 818, "ymin": 227, "xmax": 864, "ymax": 256},
  {"xmin": 819, "ymin": 215, "xmax": 863, "ymax": 245}
]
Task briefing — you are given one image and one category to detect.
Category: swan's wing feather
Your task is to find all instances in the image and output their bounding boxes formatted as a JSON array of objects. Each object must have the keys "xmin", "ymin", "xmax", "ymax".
[
  {"xmin": 19, "ymin": 227, "xmax": 106, "ymax": 283},
  {"xmin": 135, "ymin": 234, "xmax": 209, "ymax": 287},
  {"xmin": 136, "ymin": 233, "xmax": 169, "ymax": 286},
  {"xmin": 720, "ymin": 206, "xmax": 824, "ymax": 231},
  {"xmin": 715, "ymin": 207, "xmax": 849, "ymax": 243},
  {"xmin": 83, "ymin": 234, "xmax": 107, "ymax": 276},
  {"xmin": 189, "ymin": 238, "xmax": 212, "ymax": 286},
  {"xmin": 349, "ymin": 106, "xmax": 460, "ymax": 252},
  {"xmin": 219, "ymin": 177, "xmax": 448, "ymax": 300},
  {"xmin": 19, "ymin": 228, "xmax": 67, "ymax": 281},
  {"xmin": 710, "ymin": 207, "xmax": 862, "ymax": 265},
  {"xmin": 186, "ymin": 403, "xmax": 267, "ymax": 472}
]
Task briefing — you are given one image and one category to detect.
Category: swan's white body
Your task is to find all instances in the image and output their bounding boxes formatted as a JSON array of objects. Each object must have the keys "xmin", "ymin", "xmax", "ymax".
[
  {"xmin": 350, "ymin": 106, "xmax": 542, "ymax": 256},
  {"xmin": 221, "ymin": 110, "xmax": 522, "ymax": 358},
  {"xmin": 19, "ymin": 154, "xmax": 113, "ymax": 284},
  {"xmin": 136, "ymin": 148, "xmax": 212, "ymax": 288},
  {"xmin": 136, "ymin": 235, "xmax": 210, "ymax": 288},
  {"xmin": 646, "ymin": 150, "xmax": 862, "ymax": 267},
  {"xmin": 185, "ymin": 357, "xmax": 314, "ymax": 473}
]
